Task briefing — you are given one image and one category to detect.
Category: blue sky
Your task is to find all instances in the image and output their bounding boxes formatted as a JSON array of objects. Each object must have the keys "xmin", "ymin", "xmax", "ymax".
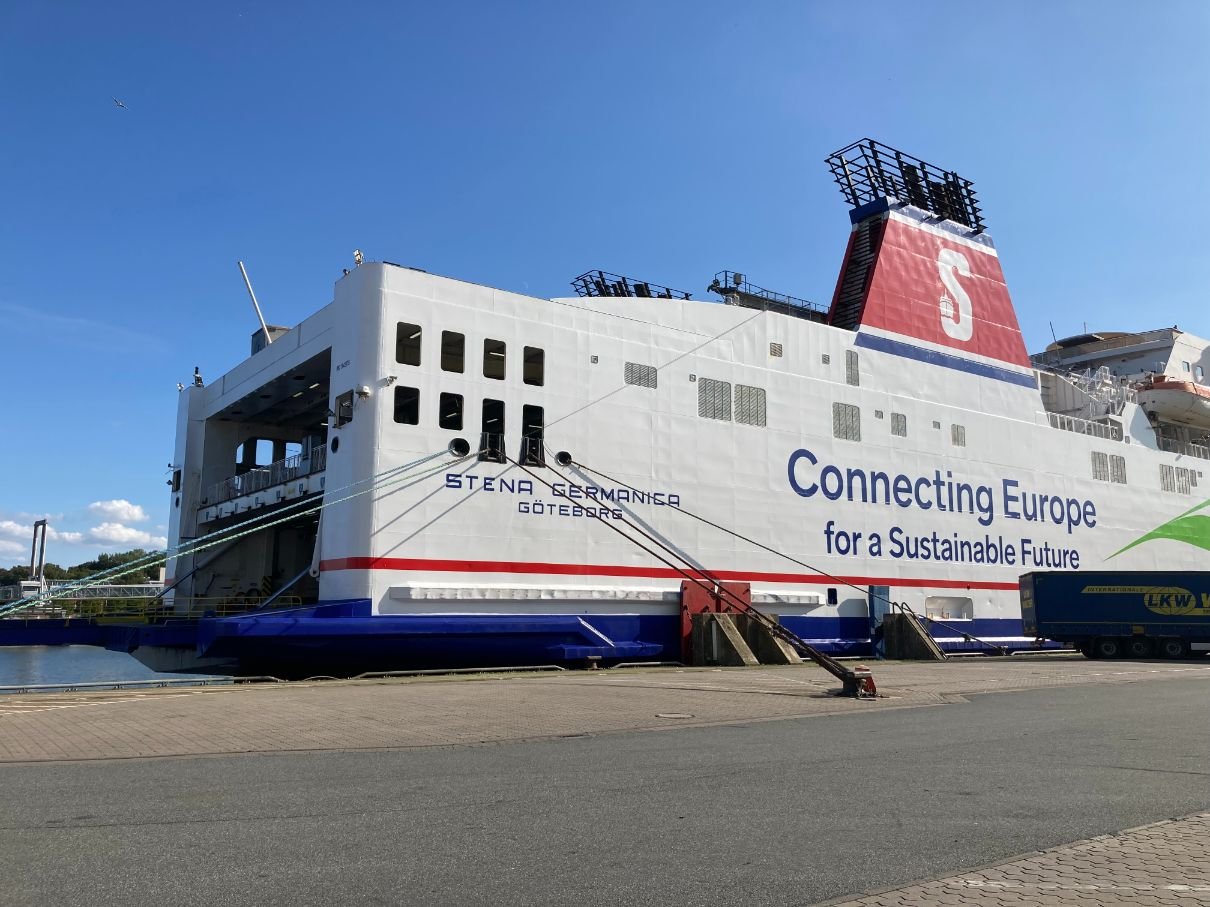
[{"xmin": 2, "ymin": 1, "xmax": 1208, "ymax": 566}]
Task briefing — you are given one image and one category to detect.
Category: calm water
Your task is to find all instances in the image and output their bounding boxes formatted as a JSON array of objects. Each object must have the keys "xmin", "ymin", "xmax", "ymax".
[{"xmin": 0, "ymin": 646, "xmax": 209, "ymax": 688}]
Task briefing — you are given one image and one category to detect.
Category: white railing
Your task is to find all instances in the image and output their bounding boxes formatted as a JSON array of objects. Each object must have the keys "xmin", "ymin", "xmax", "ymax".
[
  {"xmin": 1159, "ymin": 437, "xmax": 1210, "ymax": 461},
  {"xmin": 202, "ymin": 445, "xmax": 327, "ymax": 506},
  {"xmin": 1046, "ymin": 412, "xmax": 1123, "ymax": 441}
]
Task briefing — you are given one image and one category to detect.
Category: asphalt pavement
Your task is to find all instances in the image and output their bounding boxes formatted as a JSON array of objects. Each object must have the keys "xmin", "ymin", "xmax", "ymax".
[{"xmin": 3, "ymin": 674, "xmax": 1210, "ymax": 906}]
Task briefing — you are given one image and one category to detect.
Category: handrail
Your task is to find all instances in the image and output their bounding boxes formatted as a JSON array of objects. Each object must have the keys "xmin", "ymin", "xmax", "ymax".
[
  {"xmin": 1159, "ymin": 437, "xmax": 1210, "ymax": 460},
  {"xmin": 202, "ymin": 444, "xmax": 327, "ymax": 506},
  {"xmin": 1, "ymin": 595, "xmax": 305, "ymax": 622},
  {"xmin": 1045, "ymin": 411, "xmax": 1123, "ymax": 441}
]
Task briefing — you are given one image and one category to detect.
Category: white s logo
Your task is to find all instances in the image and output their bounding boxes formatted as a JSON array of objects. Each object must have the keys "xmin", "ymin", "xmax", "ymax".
[{"xmin": 937, "ymin": 248, "xmax": 973, "ymax": 342}]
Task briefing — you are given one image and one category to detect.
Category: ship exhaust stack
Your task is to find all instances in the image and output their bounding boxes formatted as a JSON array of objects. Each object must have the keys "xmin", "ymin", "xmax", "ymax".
[{"xmin": 825, "ymin": 140, "xmax": 1034, "ymax": 387}]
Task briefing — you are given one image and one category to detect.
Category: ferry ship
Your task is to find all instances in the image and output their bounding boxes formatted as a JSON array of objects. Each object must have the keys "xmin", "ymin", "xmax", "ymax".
[{"xmin": 147, "ymin": 140, "xmax": 1208, "ymax": 676}]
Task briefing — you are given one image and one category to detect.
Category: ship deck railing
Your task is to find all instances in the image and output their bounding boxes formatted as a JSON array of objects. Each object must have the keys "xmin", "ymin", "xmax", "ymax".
[
  {"xmin": 1045, "ymin": 411, "xmax": 1124, "ymax": 441},
  {"xmin": 1159, "ymin": 437, "xmax": 1210, "ymax": 461},
  {"xmin": 1, "ymin": 595, "xmax": 305, "ymax": 623},
  {"xmin": 202, "ymin": 445, "xmax": 327, "ymax": 506}
]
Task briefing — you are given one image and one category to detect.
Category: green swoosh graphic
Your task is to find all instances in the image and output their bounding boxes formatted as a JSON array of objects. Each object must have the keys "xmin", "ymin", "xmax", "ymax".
[{"xmin": 1111, "ymin": 498, "xmax": 1210, "ymax": 558}]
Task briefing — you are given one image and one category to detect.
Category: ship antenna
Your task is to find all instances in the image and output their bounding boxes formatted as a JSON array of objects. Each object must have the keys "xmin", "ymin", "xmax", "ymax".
[{"xmin": 237, "ymin": 260, "xmax": 273, "ymax": 346}]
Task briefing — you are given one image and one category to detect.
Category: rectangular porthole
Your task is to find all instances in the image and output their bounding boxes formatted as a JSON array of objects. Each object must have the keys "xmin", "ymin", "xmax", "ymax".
[
  {"xmin": 734, "ymin": 384, "xmax": 766, "ymax": 427},
  {"xmin": 1176, "ymin": 467, "xmax": 1193, "ymax": 495},
  {"xmin": 698, "ymin": 378, "xmax": 731, "ymax": 421},
  {"xmin": 832, "ymin": 402, "xmax": 860, "ymax": 441},
  {"xmin": 521, "ymin": 404, "xmax": 544, "ymax": 466},
  {"xmin": 624, "ymin": 362, "xmax": 657, "ymax": 388},
  {"xmin": 480, "ymin": 398, "xmax": 505, "ymax": 462},
  {"xmin": 523, "ymin": 346, "xmax": 545, "ymax": 386},
  {"xmin": 393, "ymin": 386, "xmax": 420, "ymax": 425},
  {"xmin": 1109, "ymin": 454, "xmax": 1127, "ymax": 484},
  {"xmin": 396, "ymin": 323, "xmax": 422, "ymax": 367},
  {"xmin": 891, "ymin": 413, "xmax": 907, "ymax": 437},
  {"xmin": 335, "ymin": 390, "xmax": 354, "ymax": 427},
  {"xmin": 1093, "ymin": 451, "xmax": 1110, "ymax": 482},
  {"xmin": 483, "ymin": 339, "xmax": 506, "ymax": 380},
  {"xmin": 439, "ymin": 392, "xmax": 463, "ymax": 430},
  {"xmin": 845, "ymin": 350, "xmax": 860, "ymax": 386},
  {"xmin": 951, "ymin": 424, "xmax": 966, "ymax": 447},
  {"xmin": 441, "ymin": 331, "xmax": 465, "ymax": 373}
]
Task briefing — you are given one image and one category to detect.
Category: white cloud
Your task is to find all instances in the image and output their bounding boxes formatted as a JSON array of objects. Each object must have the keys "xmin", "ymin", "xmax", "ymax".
[
  {"xmin": 0, "ymin": 519, "xmax": 81, "ymax": 544},
  {"xmin": 87, "ymin": 500, "xmax": 150, "ymax": 523},
  {"xmin": 0, "ymin": 539, "xmax": 24, "ymax": 557},
  {"xmin": 87, "ymin": 523, "xmax": 167, "ymax": 549}
]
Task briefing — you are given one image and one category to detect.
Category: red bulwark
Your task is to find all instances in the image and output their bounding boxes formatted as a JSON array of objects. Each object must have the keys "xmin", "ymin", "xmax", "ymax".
[
  {"xmin": 855, "ymin": 216, "xmax": 1030, "ymax": 368},
  {"xmin": 679, "ymin": 580, "xmax": 752, "ymax": 663}
]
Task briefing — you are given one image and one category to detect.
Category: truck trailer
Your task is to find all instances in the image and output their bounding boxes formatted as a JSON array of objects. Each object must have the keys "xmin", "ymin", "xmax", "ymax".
[{"xmin": 1020, "ymin": 571, "xmax": 1210, "ymax": 659}]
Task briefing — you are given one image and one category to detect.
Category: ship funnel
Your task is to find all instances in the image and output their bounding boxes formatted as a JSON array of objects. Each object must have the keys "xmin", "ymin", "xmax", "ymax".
[{"xmin": 824, "ymin": 140, "xmax": 1033, "ymax": 387}]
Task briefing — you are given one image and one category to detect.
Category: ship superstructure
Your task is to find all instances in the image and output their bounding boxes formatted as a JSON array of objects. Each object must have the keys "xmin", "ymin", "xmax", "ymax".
[{"xmin": 150, "ymin": 140, "xmax": 1209, "ymax": 675}]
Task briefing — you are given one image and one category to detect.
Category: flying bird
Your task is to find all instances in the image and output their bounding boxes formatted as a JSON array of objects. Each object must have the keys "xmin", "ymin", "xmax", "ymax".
[{"xmin": 113, "ymin": 98, "xmax": 127, "ymax": 109}]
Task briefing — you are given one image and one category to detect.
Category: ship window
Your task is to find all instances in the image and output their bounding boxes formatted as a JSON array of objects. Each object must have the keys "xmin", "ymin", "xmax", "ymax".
[
  {"xmin": 1092, "ymin": 451, "xmax": 1110, "ymax": 482},
  {"xmin": 698, "ymin": 378, "xmax": 732, "ymax": 421},
  {"xmin": 393, "ymin": 386, "xmax": 420, "ymax": 425},
  {"xmin": 523, "ymin": 346, "xmax": 544, "ymax": 386},
  {"xmin": 439, "ymin": 392, "xmax": 463, "ymax": 430},
  {"xmin": 441, "ymin": 331, "xmax": 465, "ymax": 373},
  {"xmin": 932, "ymin": 420, "xmax": 941, "ymax": 430},
  {"xmin": 951, "ymin": 424, "xmax": 966, "ymax": 447},
  {"xmin": 483, "ymin": 339, "xmax": 506, "ymax": 380},
  {"xmin": 396, "ymin": 323, "xmax": 422, "ymax": 367},
  {"xmin": 625, "ymin": 362, "xmax": 658, "ymax": 388},
  {"xmin": 172, "ymin": 469, "xmax": 182, "ymax": 493},
  {"xmin": 1161, "ymin": 464, "xmax": 1176, "ymax": 492},
  {"xmin": 1183, "ymin": 361, "xmax": 1191, "ymax": 372},
  {"xmin": 480, "ymin": 398, "xmax": 505, "ymax": 462},
  {"xmin": 832, "ymin": 402, "xmax": 861, "ymax": 441},
  {"xmin": 846, "ymin": 350, "xmax": 860, "ymax": 387},
  {"xmin": 891, "ymin": 413, "xmax": 907, "ymax": 437},
  {"xmin": 735, "ymin": 385, "xmax": 766, "ymax": 427},
  {"xmin": 1109, "ymin": 454, "xmax": 1127, "ymax": 484},
  {"xmin": 521, "ymin": 405, "xmax": 544, "ymax": 466},
  {"xmin": 770, "ymin": 342, "xmax": 783, "ymax": 358},
  {"xmin": 1198, "ymin": 365, "xmax": 1206, "ymax": 382},
  {"xmin": 1177, "ymin": 467, "xmax": 1193, "ymax": 495},
  {"xmin": 285, "ymin": 442, "xmax": 302, "ymax": 459},
  {"xmin": 874, "ymin": 410, "xmax": 884, "ymax": 419},
  {"xmin": 335, "ymin": 390, "xmax": 354, "ymax": 427}
]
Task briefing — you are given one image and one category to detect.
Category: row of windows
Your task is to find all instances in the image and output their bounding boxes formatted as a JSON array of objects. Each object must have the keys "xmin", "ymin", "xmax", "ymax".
[
  {"xmin": 1091, "ymin": 451, "xmax": 1127, "ymax": 485},
  {"xmin": 393, "ymin": 387, "xmax": 544, "ymax": 464},
  {"xmin": 395, "ymin": 323, "xmax": 545, "ymax": 385},
  {"xmin": 1161, "ymin": 464, "xmax": 1199, "ymax": 494},
  {"xmin": 698, "ymin": 378, "xmax": 767, "ymax": 427},
  {"xmin": 834, "ymin": 404, "xmax": 966, "ymax": 445}
]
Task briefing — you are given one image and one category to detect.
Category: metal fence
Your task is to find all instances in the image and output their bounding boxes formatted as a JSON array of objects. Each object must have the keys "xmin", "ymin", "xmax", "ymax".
[
  {"xmin": 203, "ymin": 445, "xmax": 327, "ymax": 506},
  {"xmin": 1159, "ymin": 437, "xmax": 1210, "ymax": 461},
  {"xmin": 1046, "ymin": 412, "xmax": 1123, "ymax": 441},
  {"xmin": 2, "ymin": 595, "xmax": 304, "ymax": 622}
]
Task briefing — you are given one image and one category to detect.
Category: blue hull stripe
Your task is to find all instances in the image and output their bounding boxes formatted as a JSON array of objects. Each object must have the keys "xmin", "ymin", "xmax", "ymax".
[{"xmin": 855, "ymin": 332, "xmax": 1038, "ymax": 389}]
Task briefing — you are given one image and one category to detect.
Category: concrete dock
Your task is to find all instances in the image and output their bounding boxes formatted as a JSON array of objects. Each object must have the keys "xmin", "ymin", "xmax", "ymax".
[{"xmin": 2, "ymin": 656, "xmax": 1210, "ymax": 905}]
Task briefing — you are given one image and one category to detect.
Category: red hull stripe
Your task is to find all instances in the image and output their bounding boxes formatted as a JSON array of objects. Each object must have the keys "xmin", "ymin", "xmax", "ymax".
[{"xmin": 318, "ymin": 556, "xmax": 1018, "ymax": 591}]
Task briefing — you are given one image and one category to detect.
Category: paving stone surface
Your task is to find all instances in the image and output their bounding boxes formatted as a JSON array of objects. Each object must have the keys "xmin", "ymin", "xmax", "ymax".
[
  {"xmin": 824, "ymin": 812, "xmax": 1210, "ymax": 906},
  {"xmin": 1, "ymin": 654, "xmax": 1208, "ymax": 763}
]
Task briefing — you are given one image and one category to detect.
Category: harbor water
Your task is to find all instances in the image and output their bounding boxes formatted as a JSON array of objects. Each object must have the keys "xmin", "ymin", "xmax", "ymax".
[{"xmin": 0, "ymin": 646, "xmax": 208, "ymax": 689}]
